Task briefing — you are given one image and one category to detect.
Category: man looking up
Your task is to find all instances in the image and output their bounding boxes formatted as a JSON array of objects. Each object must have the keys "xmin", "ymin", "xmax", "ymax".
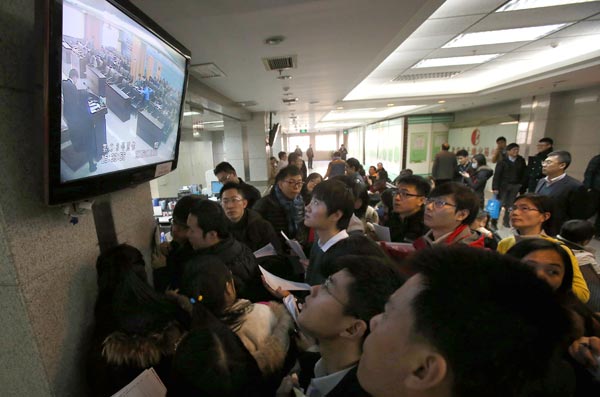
[
  {"xmin": 525, "ymin": 137, "xmax": 554, "ymax": 192},
  {"xmin": 415, "ymin": 182, "xmax": 484, "ymax": 248},
  {"xmin": 386, "ymin": 175, "xmax": 430, "ymax": 243},
  {"xmin": 357, "ymin": 246, "xmax": 574, "ymax": 397},
  {"xmin": 220, "ymin": 182, "xmax": 281, "ymax": 253},
  {"xmin": 255, "ymin": 165, "xmax": 306, "ymax": 248},
  {"xmin": 296, "ymin": 255, "xmax": 404, "ymax": 397},
  {"xmin": 214, "ymin": 161, "xmax": 262, "ymax": 208},
  {"xmin": 536, "ymin": 150, "xmax": 593, "ymax": 236},
  {"xmin": 288, "ymin": 151, "xmax": 308, "ymax": 180},
  {"xmin": 304, "ymin": 179, "xmax": 354, "ymax": 285},
  {"xmin": 186, "ymin": 199, "xmax": 262, "ymax": 301},
  {"xmin": 492, "ymin": 142, "xmax": 526, "ymax": 229}
]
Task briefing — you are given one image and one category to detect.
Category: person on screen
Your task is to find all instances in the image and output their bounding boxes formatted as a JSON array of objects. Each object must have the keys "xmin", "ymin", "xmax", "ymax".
[{"xmin": 62, "ymin": 68, "xmax": 97, "ymax": 172}]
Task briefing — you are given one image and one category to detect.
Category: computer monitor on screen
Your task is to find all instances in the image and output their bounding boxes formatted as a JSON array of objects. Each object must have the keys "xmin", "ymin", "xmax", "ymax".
[{"xmin": 211, "ymin": 181, "xmax": 223, "ymax": 196}]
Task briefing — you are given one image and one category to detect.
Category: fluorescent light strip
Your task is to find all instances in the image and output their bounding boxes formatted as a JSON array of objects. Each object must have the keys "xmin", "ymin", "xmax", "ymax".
[
  {"xmin": 496, "ymin": 0, "xmax": 599, "ymax": 12},
  {"xmin": 442, "ymin": 24, "xmax": 570, "ymax": 48},
  {"xmin": 413, "ymin": 54, "xmax": 502, "ymax": 68},
  {"xmin": 322, "ymin": 105, "xmax": 423, "ymax": 122},
  {"xmin": 183, "ymin": 111, "xmax": 201, "ymax": 116}
]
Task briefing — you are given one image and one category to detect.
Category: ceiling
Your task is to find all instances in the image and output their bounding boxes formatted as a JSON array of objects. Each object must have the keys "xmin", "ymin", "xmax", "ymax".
[{"xmin": 130, "ymin": 0, "xmax": 600, "ymax": 133}]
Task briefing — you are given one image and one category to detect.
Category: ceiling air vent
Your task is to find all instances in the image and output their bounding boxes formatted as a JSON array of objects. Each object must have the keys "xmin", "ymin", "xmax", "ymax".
[
  {"xmin": 236, "ymin": 101, "xmax": 258, "ymax": 107},
  {"xmin": 263, "ymin": 55, "xmax": 297, "ymax": 71},
  {"xmin": 190, "ymin": 63, "xmax": 226, "ymax": 78},
  {"xmin": 393, "ymin": 71, "xmax": 461, "ymax": 82},
  {"xmin": 282, "ymin": 97, "xmax": 299, "ymax": 105}
]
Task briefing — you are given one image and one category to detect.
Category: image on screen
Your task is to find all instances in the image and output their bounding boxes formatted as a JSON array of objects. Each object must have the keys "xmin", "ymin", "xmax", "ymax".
[{"xmin": 60, "ymin": 0, "xmax": 187, "ymax": 182}]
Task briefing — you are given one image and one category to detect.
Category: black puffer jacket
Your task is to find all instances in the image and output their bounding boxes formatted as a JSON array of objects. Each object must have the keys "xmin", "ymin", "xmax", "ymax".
[
  {"xmin": 228, "ymin": 208, "xmax": 282, "ymax": 253},
  {"xmin": 465, "ymin": 165, "xmax": 493, "ymax": 206},
  {"xmin": 253, "ymin": 189, "xmax": 307, "ymax": 248},
  {"xmin": 584, "ymin": 154, "xmax": 600, "ymax": 192}
]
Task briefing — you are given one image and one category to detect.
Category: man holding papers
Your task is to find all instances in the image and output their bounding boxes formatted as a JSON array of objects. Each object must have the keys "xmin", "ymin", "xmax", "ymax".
[{"xmin": 385, "ymin": 175, "xmax": 430, "ymax": 243}]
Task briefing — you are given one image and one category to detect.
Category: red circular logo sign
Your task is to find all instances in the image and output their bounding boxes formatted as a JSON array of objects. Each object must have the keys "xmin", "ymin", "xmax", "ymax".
[{"xmin": 471, "ymin": 128, "xmax": 480, "ymax": 146}]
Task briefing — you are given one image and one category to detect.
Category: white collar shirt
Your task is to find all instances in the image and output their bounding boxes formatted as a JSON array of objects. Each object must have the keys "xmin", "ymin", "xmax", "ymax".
[
  {"xmin": 306, "ymin": 359, "xmax": 355, "ymax": 397},
  {"xmin": 318, "ymin": 229, "xmax": 349, "ymax": 253}
]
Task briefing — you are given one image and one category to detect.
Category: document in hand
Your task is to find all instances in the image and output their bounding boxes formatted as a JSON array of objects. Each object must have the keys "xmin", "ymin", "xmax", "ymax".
[
  {"xmin": 253, "ymin": 243, "xmax": 277, "ymax": 258},
  {"xmin": 372, "ymin": 223, "xmax": 391, "ymax": 242},
  {"xmin": 111, "ymin": 368, "xmax": 166, "ymax": 397},
  {"xmin": 280, "ymin": 231, "xmax": 308, "ymax": 260},
  {"xmin": 259, "ymin": 265, "xmax": 311, "ymax": 291},
  {"xmin": 283, "ymin": 294, "xmax": 300, "ymax": 325}
]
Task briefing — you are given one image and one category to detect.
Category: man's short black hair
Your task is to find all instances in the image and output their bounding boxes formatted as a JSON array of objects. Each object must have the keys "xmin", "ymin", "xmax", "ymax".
[
  {"xmin": 539, "ymin": 137, "xmax": 554, "ymax": 145},
  {"xmin": 396, "ymin": 175, "xmax": 431, "ymax": 197},
  {"xmin": 278, "ymin": 151, "xmax": 287, "ymax": 160},
  {"xmin": 275, "ymin": 165, "xmax": 302, "ymax": 183},
  {"xmin": 408, "ymin": 246, "xmax": 572, "ymax": 397},
  {"xmin": 548, "ymin": 150, "xmax": 572, "ymax": 170},
  {"xmin": 189, "ymin": 200, "xmax": 229, "ymax": 239},
  {"xmin": 429, "ymin": 182, "xmax": 478, "ymax": 225},
  {"xmin": 69, "ymin": 68, "xmax": 79, "ymax": 79},
  {"xmin": 220, "ymin": 182, "xmax": 245, "ymax": 199},
  {"xmin": 213, "ymin": 161, "xmax": 236, "ymax": 176},
  {"xmin": 496, "ymin": 136, "xmax": 507, "ymax": 143},
  {"xmin": 506, "ymin": 143, "xmax": 519, "ymax": 151},
  {"xmin": 333, "ymin": 255, "xmax": 404, "ymax": 336},
  {"xmin": 560, "ymin": 219, "xmax": 596, "ymax": 245},
  {"xmin": 288, "ymin": 152, "xmax": 301, "ymax": 163},
  {"xmin": 173, "ymin": 195, "xmax": 203, "ymax": 225},
  {"xmin": 346, "ymin": 157, "xmax": 361, "ymax": 171},
  {"xmin": 456, "ymin": 149, "xmax": 469, "ymax": 157},
  {"xmin": 311, "ymin": 179, "xmax": 354, "ymax": 230}
]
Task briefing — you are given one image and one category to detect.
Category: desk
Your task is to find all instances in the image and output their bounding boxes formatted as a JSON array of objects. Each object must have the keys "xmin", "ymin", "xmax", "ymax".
[
  {"xmin": 136, "ymin": 109, "xmax": 165, "ymax": 147},
  {"xmin": 106, "ymin": 83, "xmax": 131, "ymax": 122},
  {"xmin": 86, "ymin": 66, "xmax": 106, "ymax": 97}
]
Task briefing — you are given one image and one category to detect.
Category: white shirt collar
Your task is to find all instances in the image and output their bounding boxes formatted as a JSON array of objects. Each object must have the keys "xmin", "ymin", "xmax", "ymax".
[
  {"xmin": 318, "ymin": 229, "xmax": 349, "ymax": 252},
  {"xmin": 307, "ymin": 359, "xmax": 355, "ymax": 397},
  {"xmin": 545, "ymin": 173, "xmax": 567, "ymax": 184}
]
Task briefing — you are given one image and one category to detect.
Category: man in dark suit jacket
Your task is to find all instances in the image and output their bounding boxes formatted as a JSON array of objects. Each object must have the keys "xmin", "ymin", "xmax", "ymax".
[
  {"xmin": 213, "ymin": 161, "xmax": 262, "ymax": 208},
  {"xmin": 524, "ymin": 137, "xmax": 554, "ymax": 192},
  {"xmin": 431, "ymin": 143, "xmax": 457, "ymax": 187},
  {"xmin": 492, "ymin": 143, "xmax": 526, "ymax": 228},
  {"xmin": 535, "ymin": 150, "xmax": 594, "ymax": 236}
]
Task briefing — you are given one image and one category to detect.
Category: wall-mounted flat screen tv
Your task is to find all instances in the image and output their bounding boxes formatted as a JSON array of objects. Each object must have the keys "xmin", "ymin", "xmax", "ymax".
[{"xmin": 41, "ymin": 0, "xmax": 191, "ymax": 205}]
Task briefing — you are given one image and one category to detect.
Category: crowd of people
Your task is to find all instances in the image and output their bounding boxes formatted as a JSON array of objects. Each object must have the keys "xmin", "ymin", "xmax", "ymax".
[{"xmin": 86, "ymin": 142, "xmax": 600, "ymax": 396}]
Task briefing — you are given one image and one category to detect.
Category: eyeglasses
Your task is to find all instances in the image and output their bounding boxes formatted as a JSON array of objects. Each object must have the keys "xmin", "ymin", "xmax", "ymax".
[
  {"xmin": 322, "ymin": 276, "xmax": 357, "ymax": 317},
  {"xmin": 283, "ymin": 179, "xmax": 304, "ymax": 188},
  {"xmin": 508, "ymin": 205, "xmax": 541, "ymax": 213},
  {"xmin": 218, "ymin": 174, "xmax": 232, "ymax": 183},
  {"xmin": 425, "ymin": 198, "xmax": 457, "ymax": 209},
  {"xmin": 393, "ymin": 189, "xmax": 423, "ymax": 200},
  {"xmin": 221, "ymin": 197, "xmax": 244, "ymax": 205}
]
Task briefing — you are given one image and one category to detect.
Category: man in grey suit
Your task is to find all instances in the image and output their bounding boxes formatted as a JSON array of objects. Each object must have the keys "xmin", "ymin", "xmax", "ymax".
[{"xmin": 535, "ymin": 150, "xmax": 593, "ymax": 236}]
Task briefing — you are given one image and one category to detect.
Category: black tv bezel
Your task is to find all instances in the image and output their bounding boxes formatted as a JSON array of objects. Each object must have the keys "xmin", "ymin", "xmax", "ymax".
[{"xmin": 42, "ymin": 0, "xmax": 191, "ymax": 205}]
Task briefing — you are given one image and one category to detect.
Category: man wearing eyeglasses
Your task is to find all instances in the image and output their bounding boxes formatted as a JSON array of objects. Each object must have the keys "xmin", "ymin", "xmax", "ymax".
[
  {"xmin": 414, "ymin": 182, "xmax": 484, "ymax": 249},
  {"xmin": 385, "ymin": 175, "xmax": 430, "ymax": 243},
  {"xmin": 255, "ymin": 165, "xmax": 307, "ymax": 250},
  {"xmin": 220, "ymin": 182, "xmax": 280, "ymax": 253},
  {"xmin": 213, "ymin": 161, "xmax": 262, "ymax": 208},
  {"xmin": 279, "ymin": 255, "xmax": 403, "ymax": 397}
]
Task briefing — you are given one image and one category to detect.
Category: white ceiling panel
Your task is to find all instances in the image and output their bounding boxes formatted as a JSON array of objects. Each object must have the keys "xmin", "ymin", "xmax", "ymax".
[
  {"xmin": 410, "ymin": 15, "xmax": 485, "ymax": 37},
  {"xmin": 546, "ymin": 20, "xmax": 600, "ymax": 37},
  {"xmin": 429, "ymin": 0, "xmax": 506, "ymax": 19},
  {"xmin": 426, "ymin": 42, "xmax": 525, "ymax": 58}
]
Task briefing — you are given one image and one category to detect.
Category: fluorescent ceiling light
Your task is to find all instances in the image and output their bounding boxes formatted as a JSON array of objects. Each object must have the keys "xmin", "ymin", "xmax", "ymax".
[
  {"xmin": 496, "ymin": 0, "xmax": 598, "ymax": 12},
  {"xmin": 442, "ymin": 24, "xmax": 570, "ymax": 48},
  {"xmin": 183, "ymin": 111, "xmax": 201, "ymax": 116},
  {"xmin": 322, "ymin": 105, "xmax": 423, "ymax": 122},
  {"xmin": 413, "ymin": 54, "xmax": 502, "ymax": 68}
]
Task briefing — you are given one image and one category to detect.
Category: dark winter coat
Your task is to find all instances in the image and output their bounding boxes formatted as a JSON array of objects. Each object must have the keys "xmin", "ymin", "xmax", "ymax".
[
  {"xmin": 584, "ymin": 154, "xmax": 600, "ymax": 192},
  {"xmin": 385, "ymin": 207, "xmax": 428, "ymax": 243},
  {"xmin": 525, "ymin": 147, "xmax": 553, "ymax": 192},
  {"xmin": 492, "ymin": 155, "xmax": 526, "ymax": 192},
  {"xmin": 228, "ymin": 208, "xmax": 282, "ymax": 253},
  {"xmin": 432, "ymin": 150, "xmax": 458, "ymax": 181},
  {"xmin": 153, "ymin": 240, "xmax": 195, "ymax": 293},
  {"xmin": 464, "ymin": 165, "xmax": 494, "ymax": 206},
  {"xmin": 237, "ymin": 178, "xmax": 262, "ymax": 208},
  {"xmin": 253, "ymin": 189, "xmax": 307, "ymax": 248}
]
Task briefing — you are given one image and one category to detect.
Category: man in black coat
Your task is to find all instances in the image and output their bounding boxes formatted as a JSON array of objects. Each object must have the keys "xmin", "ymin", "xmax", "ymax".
[
  {"xmin": 431, "ymin": 143, "xmax": 458, "ymax": 187},
  {"xmin": 386, "ymin": 175, "xmax": 430, "ymax": 242},
  {"xmin": 524, "ymin": 137, "xmax": 554, "ymax": 192},
  {"xmin": 536, "ymin": 150, "xmax": 595, "ymax": 236},
  {"xmin": 492, "ymin": 143, "xmax": 526, "ymax": 228},
  {"xmin": 583, "ymin": 153, "xmax": 600, "ymax": 238},
  {"xmin": 186, "ymin": 199, "xmax": 266, "ymax": 301},
  {"xmin": 213, "ymin": 161, "xmax": 262, "ymax": 208}
]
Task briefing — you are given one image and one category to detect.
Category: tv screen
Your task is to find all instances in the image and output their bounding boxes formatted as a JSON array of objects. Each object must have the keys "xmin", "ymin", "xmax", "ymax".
[
  {"xmin": 41, "ymin": 0, "xmax": 191, "ymax": 204},
  {"xmin": 211, "ymin": 181, "xmax": 223, "ymax": 196}
]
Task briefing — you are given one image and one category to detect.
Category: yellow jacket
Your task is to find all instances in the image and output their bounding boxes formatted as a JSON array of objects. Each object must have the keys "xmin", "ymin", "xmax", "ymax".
[{"xmin": 497, "ymin": 234, "xmax": 590, "ymax": 303}]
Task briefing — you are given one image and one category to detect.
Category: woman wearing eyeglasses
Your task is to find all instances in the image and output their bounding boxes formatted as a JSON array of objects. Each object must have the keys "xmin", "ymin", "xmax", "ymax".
[{"xmin": 497, "ymin": 193, "xmax": 590, "ymax": 303}]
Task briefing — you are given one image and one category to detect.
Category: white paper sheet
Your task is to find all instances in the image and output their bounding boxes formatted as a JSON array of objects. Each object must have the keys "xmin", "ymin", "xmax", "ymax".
[
  {"xmin": 280, "ymin": 231, "xmax": 308, "ymax": 260},
  {"xmin": 259, "ymin": 265, "xmax": 311, "ymax": 291},
  {"xmin": 372, "ymin": 223, "xmax": 391, "ymax": 242},
  {"xmin": 111, "ymin": 368, "xmax": 166, "ymax": 397},
  {"xmin": 283, "ymin": 294, "xmax": 300, "ymax": 325},
  {"xmin": 253, "ymin": 243, "xmax": 277, "ymax": 258}
]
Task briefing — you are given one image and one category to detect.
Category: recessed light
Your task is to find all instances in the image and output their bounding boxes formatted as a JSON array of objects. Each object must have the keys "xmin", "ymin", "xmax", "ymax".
[
  {"xmin": 442, "ymin": 24, "xmax": 569, "ymax": 48},
  {"xmin": 264, "ymin": 35, "xmax": 285, "ymax": 45},
  {"xmin": 496, "ymin": 0, "xmax": 597, "ymax": 12},
  {"xmin": 439, "ymin": 108, "xmax": 447, "ymax": 112},
  {"xmin": 336, "ymin": 106, "xmax": 344, "ymax": 110},
  {"xmin": 413, "ymin": 54, "xmax": 502, "ymax": 68},
  {"xmin": 387, "ymin": 103, "xmax": 395, "ymax": 107},
  {"xmin": 438, "ymin": 100, "xmax": 446, "ymax": 104},
  {"xmin": 277, "ymin": 75, "xmax": 293, "ymax": 80}
]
